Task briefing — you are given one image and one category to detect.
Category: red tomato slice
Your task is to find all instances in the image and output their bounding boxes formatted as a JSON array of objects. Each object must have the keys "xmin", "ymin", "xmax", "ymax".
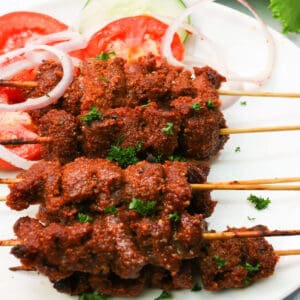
[
  {"xmin": 0, "ymin": 87, "xmax": 26, "ymax": 104},
  {"xmin": 0, "ymin": 124, "xmax": 41, "ymax": 171},
  {"xmin": 0, "ymin": 108, "xmax": 41, "ymax": 171},
  {"xmin": 84, "ymin": 15, "xmax": 185, "ymax": 61},
  {"xmin": 0, "ymin": 11, "xmax": 68, "ymax": 54}
]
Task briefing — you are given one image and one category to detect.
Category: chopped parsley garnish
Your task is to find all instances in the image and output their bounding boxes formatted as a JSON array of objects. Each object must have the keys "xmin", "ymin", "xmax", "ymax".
[
  {"xmin": 81, "ymin": 106, "xmax": 101, "ymax": 125},
  {"xmin": 247, "ymin": 194, "xmax": 271, "ymax": 210},
  {"xmin": 214, "ymin": 255, "xmax": 227, "ymax": 269},
  {"xmin": 191, "ymin": 103, "xmax": 202, "ymax": 111},
  {"xmin": 154, "ymin": 152, "xmax": 163, "ymax": 163},
  {"xmin": 243, "ymin": 262, "xmax": 261, "ymax": 273},
  {"xmin": 136, "ymin": 141, "xmax": 143, "ymax": 151},
  {"xmin": 191, "ymin": 283, "xmax": 202, "ymax": 292},
  {"xmin": 45, "ymin": 93, "xmax": 50, "ymax": 98},
  {"xmin": 141, "ymin": 103, "xmax": 149, "ymax": 108},
  {"xmin": 79, "ymin": 292, "xmax": 107, "ymax": 300},
  {"xmin": 168, "ymin": 211, "xmax": 180, "ymax": 222},
  {"xmin": 235, "ymin": 146, "xmax": 241, "ymax": 153},
  {"xmin": 107, "ymin": 138, "xmax": 141, "ymax": 169},
  {"xmin": 162, "ymin": 122, "xmax": 174, "ymax": 135},
  {"xmin": 247, "ymin": 216, "xmax": 256, "ymax": 221},
  {"xmin": 242, "ymin": 276, "xmax": 251, "ymax": 285},
  {"xmin": 99, "ymin": 77, "xmax": 109, "ymax": 82},
  {"xmin": 168, "ymin": 155, "xmax": 186, "ymax": 162},
  {"xmin": 104, "ymin": 205, "xmax": 118, "ymax": 215},
  {"xmin": 129, "ymin": 198, "xmax": 157, "ymax": 216},
  {"xmin": 154, "ymin": 290, "xmax": 172, "ymax": 300},
  {"xmin": 240, "ymin": 100, "xmax": 247, "ymax": 106},
  {"xmin": 78, "ymin": 212, "xmax": 93, "ymax": 223},
  {"xmin": 93, "ymin": 51, "xmax": 116, "ymax": 61},
  {"xmin": 206, "ymin": 99, "xmax": 217, "ymax": 109}
]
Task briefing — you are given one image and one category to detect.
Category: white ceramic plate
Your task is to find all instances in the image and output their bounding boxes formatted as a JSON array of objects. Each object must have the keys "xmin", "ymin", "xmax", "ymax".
[{"xmin": 1, "ymin": 1, "xmax": 300, "ymax": 299}]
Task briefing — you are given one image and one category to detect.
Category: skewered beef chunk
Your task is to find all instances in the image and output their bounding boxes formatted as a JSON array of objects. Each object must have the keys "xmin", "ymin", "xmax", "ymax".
[
  {"xmin": 171, "ymin": 96, "xmax": 228, "ymax": 160},
  {"xmin": 12, "ymin": 212, "xmax": 207, "ymax": 296},
  {"xmin": 6, "ymin": 159, "xmax": 214, "ymax": 220},
  {"xmin": 39, "ymin": 109, "xmax": 79, "ymax": 164},
  {"xmin": 28, "ymin": 60, "xmax": 63, "ymax": 123},
  {"xmin": 6, "ymin": 159, "xmax": 61, "ymax": 210},
  {"xmin": 198, "ymin": 225, "xmax": 279, "ymax": 290}
]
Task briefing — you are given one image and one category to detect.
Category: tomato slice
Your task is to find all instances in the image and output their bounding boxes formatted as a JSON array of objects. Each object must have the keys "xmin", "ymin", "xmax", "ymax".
[
  {"xmin": 0, "ymin": 125, "xmax": 41, "ymax": 171},
  {"xmin": 0, "ymin": 105, "xmax": 41, "ymax": 171},
  {"xmin": 0, "ymin": 11, "xmax": 68, "ymax": 54},
  {"xmin": 84, "ymin": 15, "xmax": 185, "ymax": 61}
]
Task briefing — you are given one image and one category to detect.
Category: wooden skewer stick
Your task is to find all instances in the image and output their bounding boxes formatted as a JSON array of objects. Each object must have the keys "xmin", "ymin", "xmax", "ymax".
[
  {"xmin": 211, "ymin": 177, "xmax": 300, "ymax": 185},
  {"xmin": 218, "ymin": 89, "xmax": 300, "ymax": 98},
  {"xmin": 0, "ymin": 125, "xmax": 300, "ymax": 146},
  {"xmin": 190, "ymin": 183, "xmax": 300, "ymax": 191},
  {"xmin": 202, "ymin": 229, "xmax": 300, "ymax": 240},
  {"xmin": 0, "ymin": 178, "xmax": 21, "ymax": 184},
  {"xmin": 0, "ymin": 136, "xmax": 51, "ymax": 145},
  {"xmin": 274, "ymin": 249, "xmax": 300, "ymax": 256},
  {"xmin": 0, "ymin": 79, "xmax": 38, "ymax": 88},
  {"xmin": 0, "ymin": 239, "xmax": 21, "ymax": 246},
  {"xmin": 1, "ymin": 177, "xmax": 300, "ymax": 192},
  {"xmin": 220, "ymin": 125, "xmax": 300, "ymax": 135},
  {"xmin": 2, "ymin": 80, "xmax": 300, "ymax": 98},
  {"xmin": 1, "ymin": 229, "xmax": 300, "ymax": 246}
]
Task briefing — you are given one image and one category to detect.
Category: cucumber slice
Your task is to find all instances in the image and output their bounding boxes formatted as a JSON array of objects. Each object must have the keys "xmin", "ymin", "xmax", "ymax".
[{"xmin": 79, "ymin": 0, "xmax": 189, "ymax": 41}]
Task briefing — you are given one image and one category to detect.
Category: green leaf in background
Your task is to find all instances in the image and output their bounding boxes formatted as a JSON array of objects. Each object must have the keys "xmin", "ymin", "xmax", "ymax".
[{"xmin": 269, "ymin": 0, "xmax": 300, "ymax": 33}]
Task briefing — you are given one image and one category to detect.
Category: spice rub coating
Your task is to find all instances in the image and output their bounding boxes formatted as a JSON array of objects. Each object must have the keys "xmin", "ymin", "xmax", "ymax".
[
  {"xmin": 198, "ymin": 226, "xmax": 279, "ymax": 290},
  {"xmin": 6, "ymin": 158, "xmax": 215, "ymax": 222}
]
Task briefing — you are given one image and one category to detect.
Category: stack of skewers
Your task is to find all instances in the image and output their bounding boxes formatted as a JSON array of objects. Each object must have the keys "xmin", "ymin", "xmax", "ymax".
[{"xmin": 1, "ymin": 47, "xmax": 300, "ymax": 298}]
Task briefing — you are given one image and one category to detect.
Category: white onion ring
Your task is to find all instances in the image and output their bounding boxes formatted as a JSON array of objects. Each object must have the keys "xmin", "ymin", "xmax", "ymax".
[
  {"xmin": 0, "ymin": 145, "xmax": 35, "ymax": 170},
  {"xmin": 0, "ymin": 59, "xmax": 36, "ymax": 79},
  {"xmin": 161, "ymin": 0, "xmax": 214, "ymax": 70},
  {"xmin": 0, "ymin": 45, "xmax": 74, "ymax": 112},
  {"xmin": 161, "ymin": 0, "xmax": 275, "ymax": 108},
  {"xmin": 27, "ymin": 30, "xmax": 88, "ymax": 54},
  {"xmin": 227, "ymin": 0, "xmax": 275, "ymax": 85}
]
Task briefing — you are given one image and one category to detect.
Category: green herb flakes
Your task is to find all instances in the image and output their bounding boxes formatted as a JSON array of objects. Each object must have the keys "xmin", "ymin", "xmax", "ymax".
[
  {"xmin": 129, "ymin": 198, "xmax": 157, "ymax": 216},
  {"xmin": 247, "ymin": 194, "xmax": 271, "ymax": 210},
  {"xmin": 244, "ymin": 262, "xmax": 261, "ymax": 273},
  {"xmin": 191, "ymin": 103, "xmax": 202, "ymax": 111},
  {"xmin": 81, "ymin": 106, "xmax": 101, "ymax": 125},
  {"xmin": 107, "ymin": 144, "xmax": 139, "ymax": 168},
  {"xmin": 99, "ymin": 77, "xmax": 109, "ymax": 82},
  {"xmin": 93, "ymin": 51, "xmax": 116, "ymax": 61},
  {"xmin": 78, "ymin": 212, "xmax": 93, "ymax": 223},
  {"xmin": 206, "ymin": 99, "xmax": 217, "ymax": 109},
  {"xmin": 104, "ymin": 206, "xmax": 117, "ymax": 215},
  {"xmin": 154, "ymin": 290, "xmax": 172, "ymax": 300},
  {"xmin": 162, "ymin": 122, "xmax": 174, "ymax": 135},
  {"xmin": 240, "ymin": 101, "xmax": 247, "ymax": 106},
  {"xmin": 168, "ymin": 211, "xmax": 180, "ymax": 222},
  {"xmin": 167, "ymin": 155, "xmax": 186, "ymax": 162},
  {"xmin": 214, "ymin": 255, "xmax": 227, "ymax": 269},
  {"xmin": 235, "ymin": 146, "xmax": 241, "ymax": 153}
]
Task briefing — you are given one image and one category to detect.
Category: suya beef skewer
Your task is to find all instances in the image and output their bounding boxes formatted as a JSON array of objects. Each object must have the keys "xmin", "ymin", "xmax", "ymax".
[
  {"xmin": 1, "ymin": 217, "xmax": 290, "ymax": 297},
  {"xmin": 5, "ymin": 158, "xmax": 214, "ymax": 222}
]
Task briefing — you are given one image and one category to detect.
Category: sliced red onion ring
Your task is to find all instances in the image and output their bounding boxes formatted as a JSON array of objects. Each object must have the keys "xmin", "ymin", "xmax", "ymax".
[
  {"xmin": 0, "ymin": 145, "xmax": 35, "ymax": 170},
  {"xmin": 0, "ymin": 45, "xmax": 74, "ymax": 112}
]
